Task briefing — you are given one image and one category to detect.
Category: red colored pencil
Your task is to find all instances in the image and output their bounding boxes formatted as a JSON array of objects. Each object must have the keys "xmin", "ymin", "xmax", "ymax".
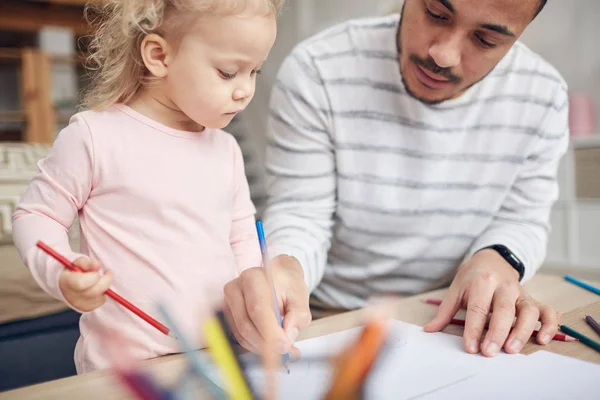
[
  {"xmin": 425, "ymin": 298, "xmax": 442, "ymax": 306},
  {"xmin": 36, "ymin": 241, "xmax": 176, "ymax": 339},
  {"xmin": 424, "ymin": 298, "xmax": 577, "ymax": 342}
]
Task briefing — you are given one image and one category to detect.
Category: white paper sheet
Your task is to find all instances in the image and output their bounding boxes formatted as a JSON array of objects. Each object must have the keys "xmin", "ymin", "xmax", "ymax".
[
  {"xmin": 242, "ymin": 319, "xmax": 524, "ymax": 399},
  {"xmin": 418, "ymin": 350, "xmax": 600, "ymax": 400},
  {"xmin": 211, "ymin": 320, "xmax": 600, "ymax": 399}
]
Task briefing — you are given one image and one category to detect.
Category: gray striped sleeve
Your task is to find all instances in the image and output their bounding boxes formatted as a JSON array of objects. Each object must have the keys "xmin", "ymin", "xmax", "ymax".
[
  {"xmin": 262, "ymin": 46, "xmax": 336, "ymax": 292},
  {"xmin": 466, "ymin": 85, "xmax": 570, "ymax": 281}
]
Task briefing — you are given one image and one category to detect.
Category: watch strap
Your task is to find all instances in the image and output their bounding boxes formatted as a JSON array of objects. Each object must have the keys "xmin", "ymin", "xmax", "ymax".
[{"xmin": 478, "ymin": 244, "xmax": 525, "ymax": 281}]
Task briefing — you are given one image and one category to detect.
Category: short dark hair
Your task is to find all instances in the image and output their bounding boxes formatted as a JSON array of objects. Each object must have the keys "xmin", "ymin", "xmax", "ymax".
[{"xmin": 535, "ymin": 0, "xmax": 547, "ymax": 17}]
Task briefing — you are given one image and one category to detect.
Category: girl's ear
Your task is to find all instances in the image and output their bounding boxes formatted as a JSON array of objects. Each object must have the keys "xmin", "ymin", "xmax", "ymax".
[{"xmin": 140, "ymin": 33, "xmax": 172, "ymax": 78}]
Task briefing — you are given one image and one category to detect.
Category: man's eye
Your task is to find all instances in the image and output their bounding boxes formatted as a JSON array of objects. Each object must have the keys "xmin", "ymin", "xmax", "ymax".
[
  {"xmin": 475, "ymin": 34, "xmax": 497, "ymax": 49},
  {"xmin": 426, "ymin": 8, "xmax": 447, "ymax": 21}
]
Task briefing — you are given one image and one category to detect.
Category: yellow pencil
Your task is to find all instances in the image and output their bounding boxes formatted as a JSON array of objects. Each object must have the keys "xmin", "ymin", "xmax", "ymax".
[{"xmin": 204, "ymin": 316, "xmax": 254, "ymax": 400}]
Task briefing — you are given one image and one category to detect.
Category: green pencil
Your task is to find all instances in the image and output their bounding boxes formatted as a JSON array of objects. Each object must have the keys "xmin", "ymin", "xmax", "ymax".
[{"xmin": 559, "ymin": 324, "xmax": 600, "ymax": 353}]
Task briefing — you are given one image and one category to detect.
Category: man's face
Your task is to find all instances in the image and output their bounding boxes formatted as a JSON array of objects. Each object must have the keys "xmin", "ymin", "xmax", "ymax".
[{"xmin": 399, "ymin": 0, "xmax": 540, "ymax": 104}]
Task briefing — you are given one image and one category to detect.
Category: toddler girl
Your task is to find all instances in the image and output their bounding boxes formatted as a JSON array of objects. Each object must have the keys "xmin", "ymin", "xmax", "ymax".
[{"xmin": 13, "ymin": 0, "xmax": 282, "ymax": 374}]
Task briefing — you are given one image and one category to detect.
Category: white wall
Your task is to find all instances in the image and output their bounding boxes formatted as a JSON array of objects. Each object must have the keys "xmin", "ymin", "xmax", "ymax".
[
  {"xmin": 243, "ymin": 0, "xmax": 397, "ymax": 161},
  {"xmin": 520, "ymin": 0, "xmax": 600, "ymax": 124}
]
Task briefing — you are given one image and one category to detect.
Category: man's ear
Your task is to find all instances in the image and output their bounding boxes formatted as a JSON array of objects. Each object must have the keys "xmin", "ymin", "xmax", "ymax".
[{"xmin": 140, "ymin": 33, "xmax": 172, "ymax": 78}]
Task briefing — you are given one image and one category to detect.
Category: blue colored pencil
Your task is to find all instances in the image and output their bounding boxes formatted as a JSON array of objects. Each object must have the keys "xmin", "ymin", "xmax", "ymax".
[
  {"xmin": 564, "ymin": 275, "xmax": 600, "ymax": 296},
  {"xmin": 156, "ymin": 303, "xmax": 227, "ymax": 400},
  {"xmin": 256, "ymin": 220, "xmax": 291, "ymax": 373}
]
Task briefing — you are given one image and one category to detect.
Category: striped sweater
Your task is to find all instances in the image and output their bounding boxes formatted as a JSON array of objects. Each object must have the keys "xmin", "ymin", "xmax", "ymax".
[{"xmin": 263, "ymin": 14, "xmax": 569, "ymax": 310}]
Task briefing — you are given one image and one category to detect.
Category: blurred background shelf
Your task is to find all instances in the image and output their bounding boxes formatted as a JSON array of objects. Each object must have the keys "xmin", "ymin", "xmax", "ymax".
[
  {"xmin": 0, "ymin": 0, "xmax": 91, "ymax": 35},
  {"xmin": 0, "ymin": 0, "xmax": 89, "ymax": 144},
  {"xmin": 0, "ymin": 110, "xmax": 26, "ymax": 124}
]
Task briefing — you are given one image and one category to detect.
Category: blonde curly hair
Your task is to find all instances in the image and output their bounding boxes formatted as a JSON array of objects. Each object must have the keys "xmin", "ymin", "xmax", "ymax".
[{"xmin": 82, "ymin": 0, "xmax": 284, "ymax": 110}]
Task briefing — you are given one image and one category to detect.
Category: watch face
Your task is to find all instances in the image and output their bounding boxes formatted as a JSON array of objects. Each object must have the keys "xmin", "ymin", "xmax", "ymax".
[{"xmin": 487, "ymin": 245, "xmax": 523, "ymax": 280}]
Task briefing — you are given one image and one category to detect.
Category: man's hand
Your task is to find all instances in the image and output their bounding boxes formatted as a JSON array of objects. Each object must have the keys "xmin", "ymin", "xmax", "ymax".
[
  {"xmin": 223, "ymin": 255, "xmax": 312, "ymax": 358},
  {"xmin": 424, "ymin": 249, "xmax": 558, "ymax": 357},
  {"xmin": 59, "ymin": 257, "xmax": 112, "ymax": 312}
]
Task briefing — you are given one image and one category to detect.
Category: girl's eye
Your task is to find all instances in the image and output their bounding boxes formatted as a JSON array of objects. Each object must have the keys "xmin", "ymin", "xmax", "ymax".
[
  {"xmin": 251, "ymin": 69, "xmax": 262, "ymax": 76},
  {"xmin": 218, "ymin": 70, "xmax": 237, "ymax": 79}
]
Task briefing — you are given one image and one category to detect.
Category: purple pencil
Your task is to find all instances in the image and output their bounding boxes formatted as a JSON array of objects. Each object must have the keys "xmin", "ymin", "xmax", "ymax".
[{"xmin": 585, "ymin": 315, "xmax": 600, "ymax": 336}]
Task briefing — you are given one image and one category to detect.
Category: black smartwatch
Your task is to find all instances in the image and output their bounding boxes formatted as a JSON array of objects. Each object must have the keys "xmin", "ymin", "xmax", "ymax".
[{"xmin": 478, "ymin": 244, "xmax": 525, "ymax": 281}]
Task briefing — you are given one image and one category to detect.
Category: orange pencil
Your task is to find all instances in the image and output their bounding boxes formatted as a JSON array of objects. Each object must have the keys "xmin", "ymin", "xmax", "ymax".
[{"xmin": 324, "ymin": 319, "xmax": 388, "ymax": 400}]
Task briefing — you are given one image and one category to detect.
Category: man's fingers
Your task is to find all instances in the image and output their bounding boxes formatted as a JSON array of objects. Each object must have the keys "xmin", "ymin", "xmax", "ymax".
[
  {"xmin": 281, "ymin": 281, "xmax": 311, "ymax": 344},
  {"xmin": 535, "ymin": 304, "xmax": 558, "ymax": 346},
  {"xmin": 423, "ymin": 287, "xmax": 461, "ymax": 333},
  {"xmin": 464, "ymin": 277, "xmax": 495, "ymax": 354},
  {"xmin": 282, "ymin": 306, "xmax": 311, "ymax": 344},
  {"xmin": 288, "ymin": 346, "xmax": 302, "ymax": 360},
  {"xmin": 223, "ymin": 278, "xmax": 265, "ymax": 353},
  {"xmin": 483, "ymin": 284, "xmax": 518, "ymax": 357},
  {"xmin": 223, "ymin": 302, "xmax": 260, "ymax": 353},
  {"xmin": 240, "ymin": 270, "xmax": 291, "ymax": 354},
  {"xmin": 504, "ymin": 296, "xmax": 540, "ymax": 353}
]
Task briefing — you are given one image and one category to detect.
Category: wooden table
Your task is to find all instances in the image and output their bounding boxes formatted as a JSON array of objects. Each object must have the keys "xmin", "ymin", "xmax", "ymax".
[{"xmin": 1, "ymin": 273, "xmax": 599, "ymax": 399}]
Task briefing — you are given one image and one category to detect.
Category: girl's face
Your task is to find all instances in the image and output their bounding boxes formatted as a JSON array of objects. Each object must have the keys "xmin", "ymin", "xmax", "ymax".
[{"xmin": 165, "ymin": 12, "xmax": 277, "ymax": 130}]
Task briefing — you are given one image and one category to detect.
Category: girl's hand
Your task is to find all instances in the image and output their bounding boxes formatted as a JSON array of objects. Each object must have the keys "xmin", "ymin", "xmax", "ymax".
[{"xmin": 58, "ymin": 257, "xmax": 113, "ymax": 312}]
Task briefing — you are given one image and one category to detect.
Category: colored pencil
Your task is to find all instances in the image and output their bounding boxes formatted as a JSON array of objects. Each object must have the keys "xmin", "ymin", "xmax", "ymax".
[
  {"xmin": 215, "ymin": 310, "xmax": 258, "ymax": 400},
  {"xmin": 560, "ymin": 324, "xmax": 600, "ymax": 353},
  {"xmin": 425, "ymin": 298, "xmax": 442, "ymax": 306},
  {"xmin": 324, "ymin": 319, "xmax": 388, "ymax": 400},
  {"xmin": 585, "ymin": 315, "xmax": 600, "ymax": 337},
  {"xmin": 117, "ymin": 370, "xmax": 172, "ymax": 400},
  {"xmin": 449, "ymin": 318, "xmax": 577, "ymax": 342},
  {"xmin": 255, "ymin": 220, "xmax": 290, "ymax": 373},
  {"xmin": 155, "ymin": 303, "xmax": 227, "ymax": 400},
  {"xmin": 203, "ymin": 315, "xmax": 254, "ymax": 400},
  {"xmin": 425, "ymin": 299, "xmax": 578, "ymax": 342},
  {"xmin": 564, "ymin": 275, "xmax": 600, "ymax": 296},
  {"xmin": 36, "ymin": 241, "xmax": 176, "ymax": 339}
]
